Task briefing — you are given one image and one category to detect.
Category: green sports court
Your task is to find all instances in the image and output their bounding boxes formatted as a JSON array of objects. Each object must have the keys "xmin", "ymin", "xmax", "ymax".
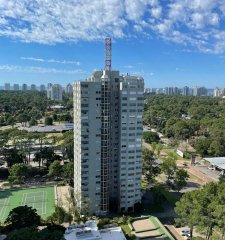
[{"xmin": 0, "ymin": 186, "xmax": 55, "ymax": 222}]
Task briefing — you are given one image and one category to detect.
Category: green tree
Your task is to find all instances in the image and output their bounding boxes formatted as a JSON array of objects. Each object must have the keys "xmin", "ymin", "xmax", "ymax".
[
  {"xmin": 60, "ymin": 131, "xmax": 74, "ymax": 161},
  {"xmin": 45, "ymin": 116, "xmax": 53, "ymax": 126},
  {"xmin": 29, "ymin": 118, "xmax": 37, "ymax": 126},
  {"xmin": 48, "ymin": 160, "xmax": 62, "ymax": 177},
  {"xmin": 5, "ymin": 206, "xmax": 41, "ymax": 230},
  {"xmin": 8, "ymin": 163, "xmax": 29, "ymax": 183},
  {"xmin": 1, "ymin": 148, "xmax": 25, "ymax": 167},
  {"xmin": 6, "ymin": 116, "xmax": 15, "ymax": 126},
  {"xmin": 7, "ymin": 228, "xmax": 38, "ymax": 240},
  {"xmin": 194, "ymin": 138, "xmax": 211, "ymax": 157},
  {"xmin": 7, "ymin": 227, "xmax": 65, "ymax": 240},
  {"xmin": 143, "ymin": 131, "xmax": 159, "ymax": 143},
  {"xmin": 142, "ymin": 148, "xmax": 160, "ymax": 183},
  {"xmin": 174, "ymin": 168, "xmax": 189, "ymax": 192},
  {"xmin": 62, "ymin": 162, "xmax": 74, "ymax": 185},
  {"xmin": 47, "ymin": 206, "xmax": 67, "ymax": 224},
  {"xmin": 161, "ymin": 157, "xmax": 177, "ymax": 182},
  {"xmin": 175, "ymin": 190, "xmax": 200, "ymax": 238},
  {"xmin": 53, "ymin": 113, "xmax": 58, "ymax": 122},
  {"xmin": 175, "ymin": 182, "xmax": 225, "ymax": 239}
]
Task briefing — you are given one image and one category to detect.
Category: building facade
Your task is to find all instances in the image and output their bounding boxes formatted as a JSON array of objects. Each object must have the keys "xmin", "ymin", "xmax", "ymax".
[
  {"xmin": 65, "ymin": 83, "xmax": 73, "ymax": 96},
  {"xmin": 13, "ymin": 84, "xmax": 19, "ymax": 91},
  {"xmin": 47, "ymin": 83, "xmax": 63, "ymax": 101},
  {"xmin": 40, "ymin": 84, "xmax": 46, "ymax": 92},
  {"xmin": 4, "ymin": 83, "xmax": 10, "ymax": 91},
  {"xmin": 22, "ymin": 84, "xmax": 28, "ymax": 91},
  {"xmin": 213, "ymin": 87, "xmax": 225, "ymax": 97},
  {"xmin": 182, "ymin": 86, "xmax": 189, "ymax": 96},
  {"xmin": 193, "ymin": 86, "xmax": 207, "ymax": 96},
  {"xmin": 30, "ymin": 84, "xmax": 36, "ymax": 91},
  {"xmin": 74, "ymin": 70, "xmax": 144, "ymax": 214}
]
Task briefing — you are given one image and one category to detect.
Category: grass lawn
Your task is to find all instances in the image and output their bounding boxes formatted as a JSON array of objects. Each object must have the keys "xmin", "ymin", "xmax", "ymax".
[{"xmin": 0, "ymin": 186, "xmax": 55, "ymax": 222}]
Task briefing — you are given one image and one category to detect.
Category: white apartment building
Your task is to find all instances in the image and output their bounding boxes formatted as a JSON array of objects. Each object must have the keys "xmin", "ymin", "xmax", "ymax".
[
  {"xmin": 214, "ymin": 87, "xmax": 225, "ymax": 97},
  {"xmin": 74, "ymin": 70, "xmax": 144, "ymax": 214},
  {"xmin": 47, "ymin": 83, "xmax": 63, "ymax": 101}
]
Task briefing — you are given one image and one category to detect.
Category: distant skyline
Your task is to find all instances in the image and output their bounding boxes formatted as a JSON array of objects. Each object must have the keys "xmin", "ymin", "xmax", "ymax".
[{"xmin": 1, "ymin": 1, "xmax": 225, "ymax": 88}]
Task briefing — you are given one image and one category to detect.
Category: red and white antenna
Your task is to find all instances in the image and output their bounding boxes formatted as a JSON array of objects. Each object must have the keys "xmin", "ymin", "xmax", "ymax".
[{"xmin": 104, "ymin": 38, "xmax": 112, "ymax": 71}]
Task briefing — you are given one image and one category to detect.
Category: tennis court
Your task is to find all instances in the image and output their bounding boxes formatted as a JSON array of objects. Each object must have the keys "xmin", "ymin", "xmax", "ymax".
[{"xmin": 0, "ymin": 187, "xmax": 55, "ymax": 222}]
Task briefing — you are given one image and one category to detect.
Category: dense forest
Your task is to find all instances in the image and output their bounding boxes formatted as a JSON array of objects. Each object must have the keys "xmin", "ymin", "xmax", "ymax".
[
  {"xmin": 0, "ymin": 91, "xmax": 73, "ymax": 126},
  {"xmin": 144, "ymin": 95, "xmax": 225, "ymax": 157}
]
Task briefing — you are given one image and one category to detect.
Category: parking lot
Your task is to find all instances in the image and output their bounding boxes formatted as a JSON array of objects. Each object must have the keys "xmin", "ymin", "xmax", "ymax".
[{"xmin": 194, "ymin": 165, "xmax": 220, "ymax": 181}]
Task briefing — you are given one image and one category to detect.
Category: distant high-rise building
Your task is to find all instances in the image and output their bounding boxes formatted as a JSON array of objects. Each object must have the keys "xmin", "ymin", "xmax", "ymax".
[
  {"xmin": 213, "ymin": 87, "xmax": 225, "ymax": 97},
  {"xmin": 74, "ymin": 70, "xmax": 144, "ymax": 214},
  {"xmin": 47, "ymin": 84, "xmax": 63, "ymax": 101},
  {"xmin": 22, "ymin": 84, "xmax": 28, "ymax": 91},
  {"xmin": 182, "ymin": 86, "xmax": 189, "ymax": 96},
  {"xmin": 156, "ymin": 88, "xmax": 161, "ymax": 94},
  {"xmin": 65, "ymin": 83, "xmax": 73, "ymax": 96},
  {"xmin": 30, "ymin": 84, "xmax": 36, "ymax": 91},
  {"xmin": 4, "ymin": 83, "xmax": 10, "ymax": 91},
  {"xmin": 40, "ymin": 84, "xmax": 46, "ymax": 92},
  {"xmin": 173, "ymin": 87, "xmax": 179, "ymax": 95},
  {"xmin": 214, "ymin": 87, "xmax": 220, "ymax": 97},
  {"xmin": 13, "ymin": 84, "xmax": 19, "ymax": 91},
  {"xmin": 193, "ymin": 86, "xmax": 207, "ymax": 96},
  {"xmin": 144, "ymin": 88, "xmax": 150, "ymax": 94},
  {"xmin": 165, "ymin": 87, "xmax": 174, "ymax": 95}
]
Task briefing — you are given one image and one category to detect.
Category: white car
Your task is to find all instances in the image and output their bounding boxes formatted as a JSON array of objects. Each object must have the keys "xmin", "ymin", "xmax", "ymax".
[
  {"xmin": 184, "ymin": 237, "xmax": 191, "ymax": 240},
  {"xmin": 208, "ymin": 166, "xmax": 215, "ymax": 170}
]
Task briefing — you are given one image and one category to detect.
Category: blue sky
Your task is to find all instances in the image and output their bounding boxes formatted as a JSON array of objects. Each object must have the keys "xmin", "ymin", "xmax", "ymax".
[{"xmin": 0, "ymin": 0, "xmax": 225, "ymax": 88}]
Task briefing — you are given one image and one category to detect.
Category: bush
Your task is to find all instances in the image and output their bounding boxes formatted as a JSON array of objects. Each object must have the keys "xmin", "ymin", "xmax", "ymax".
[
  {"xmin": 97, "ymin": 218, "xmax": 111, "ymax": 229},
  {"xmin": 143, "ymin": 131, "xmax": 160, "ymax": 143},
  {"xmin": 183, "ymin": 152, "xmax": 192, "ymax": 159}
]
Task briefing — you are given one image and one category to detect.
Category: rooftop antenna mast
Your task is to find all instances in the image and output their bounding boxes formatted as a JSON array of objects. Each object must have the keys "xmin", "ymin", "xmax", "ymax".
[{"xmin": 104, "ymin": 38, "xmax": 112, "ymax": 71}]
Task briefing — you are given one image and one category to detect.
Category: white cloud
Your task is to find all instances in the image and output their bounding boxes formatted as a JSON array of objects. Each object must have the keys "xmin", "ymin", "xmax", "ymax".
[
  {"xmin": 124, "ymin": 65, "xmax": 134, "ymax": 69},
  {"xmin": 151, "ymin": 6, "xmax": 162, "ymax": 19},
  {"xmin": 0, "ymin": 64, "xmax": 85, "ymax": 74},
  {"xmin": 20, "ymin": 57, "xmax": 81, "ymax": 65},
  {"xmin": 0, "ymin": 0, "xmax": 225, "ymax": 53}
]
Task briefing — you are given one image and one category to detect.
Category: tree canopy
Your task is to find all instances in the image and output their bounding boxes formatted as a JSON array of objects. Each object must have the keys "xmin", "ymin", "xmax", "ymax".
[
  {"xmin": 5, "ymin": 205, "xmax": 41, "ymax": 230},
  {"xmin": 144, "ymin": 95, "xmax": 225, "ymax": 157},
  {"xmin": 175, "ymin": 182, "xmax": 225, "ymax": 239}
]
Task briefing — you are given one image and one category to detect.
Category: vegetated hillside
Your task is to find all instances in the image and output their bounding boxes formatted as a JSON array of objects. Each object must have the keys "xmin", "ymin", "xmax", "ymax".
[{"xmin": 144, "ymin": 95, "xmax": 225, "ymax": 157}]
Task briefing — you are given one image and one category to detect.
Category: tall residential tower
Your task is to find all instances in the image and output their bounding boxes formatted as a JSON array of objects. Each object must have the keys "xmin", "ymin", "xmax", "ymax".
[{"xmin": 74, "ymin": 39, "xmax": 144, "ymax": 214}]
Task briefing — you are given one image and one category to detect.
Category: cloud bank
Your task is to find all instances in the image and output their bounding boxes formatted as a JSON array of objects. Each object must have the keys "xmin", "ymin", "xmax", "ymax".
[
  {"xmin": 0, "ymin": 0, "xmax": 225, "ymax": 53},
  {"xmin": 0, "ymin": 64, "xmax": 85, "ymax": 74},
  {"xmin": 20, "ymin": 57, "xmax": 81, "ymax": 65}
]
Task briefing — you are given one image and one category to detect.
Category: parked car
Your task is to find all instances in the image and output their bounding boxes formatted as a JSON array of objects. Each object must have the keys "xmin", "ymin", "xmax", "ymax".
[
  {"xmin": 54, "ymin": 177, "xmax": 63, "ymax": 181},
  {"xmin": 208, "ymin": 166, "xmax": 215, "ymax": 170}
]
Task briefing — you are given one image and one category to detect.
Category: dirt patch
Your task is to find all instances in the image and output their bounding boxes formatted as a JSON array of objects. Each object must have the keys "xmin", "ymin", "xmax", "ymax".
[
  {"xmin": 56, "ymin": 185, "xmax": 71, "ymax": 211},
  {"xmin": 132, "ymin": 219, "xmax": 156, "ymax": 231}
]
